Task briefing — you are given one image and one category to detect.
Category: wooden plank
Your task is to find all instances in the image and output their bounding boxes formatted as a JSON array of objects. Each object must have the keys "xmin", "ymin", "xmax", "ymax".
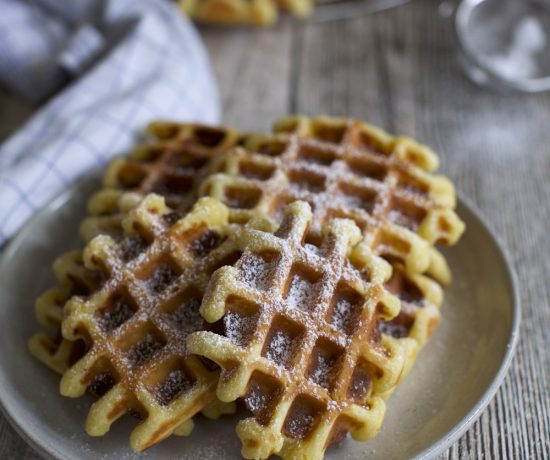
[
  {"xmin": 200, "ymin": 19, "xmax": 293, "ymax": 132},
  {"xmin": 0, "ymin": 421, "xmax": 39, "ymax": 460}
]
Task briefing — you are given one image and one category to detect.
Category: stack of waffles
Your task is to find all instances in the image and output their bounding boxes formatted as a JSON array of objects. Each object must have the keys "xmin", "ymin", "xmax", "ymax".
[
  {"xmin": 179, "ymin": 0, "xmax": 314, "ymax": 26},
  {"xmin": 29, "ymin": 115, "xmax": 465, "ymax": 459}
]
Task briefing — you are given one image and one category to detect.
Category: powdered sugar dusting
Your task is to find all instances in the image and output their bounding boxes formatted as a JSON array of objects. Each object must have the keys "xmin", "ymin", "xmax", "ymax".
[
  {"xmin": 126, "ymin": 332, "xmax": 165, "ymax": 367},
  {"xmin": 310, "ymin": 354, "xmax": 332, "ymax": 389},
  {"xmin": 245, "ymin": 383, "xmax": 270, "ymax": 414},
  {"xmin": 331, "ymin": 297, "xmax": 353, "ymax": 332},
  {"xmin": 153, "ymin": 369, "xmax": 194, "ymax": 405},
  {"xmin": 224, "ymin": 310, "xmax": 258, "ymax": 347},
  {"xmin": 348, "ymin": 366, "xmax": 372, "ymax": 402},
  {"xmin": 145, "ymin": 264, "xmax": 179, "ymax": 294},
  {"xmin": 98, "ymin": 299, "xmax": 135, "ymax": 332},
  {"xmin": 304, "ymin": 243, "xmax": 321, "ymax": 258},
  {"xmin": 286, "ymin": 273, "xmax": 317, "ymax": 312},
  {"xmin": 239, "ymin": 254, "xmax": 273, "ymax": 291},
  {"xmin": 167, "ymin": 297, "xmax": 203, "ymax": 336},
  {"xmin": 264, "ymin": 330, "xmax": 293, "ymax": 367}
]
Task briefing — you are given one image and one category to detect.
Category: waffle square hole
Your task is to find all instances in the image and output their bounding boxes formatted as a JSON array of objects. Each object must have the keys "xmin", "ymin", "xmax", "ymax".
[
  {"xmin": 387, "ymin": 197, "xmax": 427, "ymax": 231},
  {"xmin": 238, "ymin": 159, "xmax": 276, "ymax": 180},
  {"xmin": 328, "ymin": 282, "xmax": 364, "ymax": 335},
  {"xmin": 298, "ymin": 145, "xmax": 336, "ymax": 166},
  {"xmin": 356, "ymin": 130, "xmax": 388, "ymax": 156},
  {"xmin": 397, "ymin": 172, "xmax": 429, "ymax": 197},
  {"xmin": 261, "ymin": 316, "xmax": 305, "ymax": 370},
  {"xmin": 347, "ymin": 358, "xmax": 381, "ymax": 404},
  {"xmin": 222, "ymin": 296, "xmax": 260, "ymax": 347},
  {"xmin": 244, "ymin": 371, "xmax": 284, "ymax": 425},
  {"xmin": 136, "ymin": 145, "xmax": 164, "ymax": 162},
  {"xmin": 283, "ymin": 395, "xmax": 325, "ymax": 440},
  {"xmin": 143, "ymin": 260, "xmax": 182, "ymax": 295},
  {"xmin": 255, "ymin": 139, "xmax": 288, "ymax": 156},
  {"xmin": 120, "ymin": 235, "xmax": 148, "ymax": 262},
  {"xmin": 125, "ymin": 325, "xmax": 166, "ymax": 367},
  {"xmin": 306, "ymin": 338, "xmax": 345, "ymax": 391},
  {"xmin": 346, "ymin": 157, "xmax": 387, "ymax": 182},
  {"xmin": 311, "ymin": 123, "xmax": 346, "ymax": 144},
  {"xmin": 378, "ymin": 315, "xmax": 413, "ymax": 339},
  {"xmin": 284, "ymin": 264, "xmax": 322, "ymax": 313},
  {"xmin": 224, "ymin": 185, "xmax": 262, "ymax": 209},
  {"xmin": 67, "ymin": 269, "xmax": 102, "ymax": 297},
  {"xmin": 188, "ymin": 229, "xmax": 225, "ymax": 258},
  {"xmin": 385, "ymin": 269, "xmax": 424, "ymax": 305},
  {"xmin": 162, "ymin": 211, "xmax": 184, "ymax": 228},
  {"xmin": 288, "ymin": 169, "xmax": 326, "ymax": 193},
  {"xmin": 193, "ymin": 126, "xmax": 227, "ymax": 147},
  {"xmin": 152, "ymin": 173, "xmax": 193, "ymax": 196},
  {"xmin": 116, "ymin": 163, "xmax": 147, "ymax": 189},
  {"xmin": 239, "ymin": 251, "xmax": 278, "ymax": 291},
  {"xmin": 148, "ymin": 358, "xmax": 196, "ymax": 406},
  {"xmin": 163, "ymin": 286, "xmax": 204, "ymax": 335},
  {"xmin": 97, "ymin": 291, "xmax": 137, "ymax": 332},
  {"xmin": 88, "ymin": 359, "xmax": 119, "ymax": 397},
  {"xmin": 168, "ymin": 151, "xmax": 209, "ymax": 173},
  {"xmin": 303, "ymin": 232, "xmax": 323, "ymax": 258},
  {"xmin": 338, "ymin": 183, "xmax": 378, "ymax": 213}
]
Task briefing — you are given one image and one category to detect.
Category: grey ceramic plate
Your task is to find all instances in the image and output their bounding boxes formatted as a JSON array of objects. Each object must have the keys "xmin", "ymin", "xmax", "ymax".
[{"xmin": 0, "ymin": 178, "xmax": 520, "ymax": 460}]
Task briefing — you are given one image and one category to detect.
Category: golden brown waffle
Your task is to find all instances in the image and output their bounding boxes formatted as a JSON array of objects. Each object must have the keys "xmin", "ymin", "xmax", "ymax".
[
  {"xmin": 178, "ymin": 0, "xmax": 313, "ymax": 26},
  {"xmin": 80, "ymin": 122, "xmax": 248, "ymax": 242},
  {"xmin": 271, "ymin": 115, "xmax": 456, "ymax": 376},
  {"xmin": 378, "ymin": 262, "xmax": 443, "ymax": 389},
  {"xmin": 29, "ymin": 209, "xmax": 237, "ymax": 448},
  {"xmin": 200, "ymin": 116, "xmax": 465, "ymax": 281},
  {"xmin": 83, "ymin": 116, "xmax": 461, "ymax": 396},
  {"xmin": 60, "ymin": 195, "xmax": 246, "ymax": 451},
  {"xmin": 28, "ymin": 116, "xmax": 463, "ymax": 456},
  {"xmin": 187, "ymin": 200, "xmax": 405, "ymax": 459}
]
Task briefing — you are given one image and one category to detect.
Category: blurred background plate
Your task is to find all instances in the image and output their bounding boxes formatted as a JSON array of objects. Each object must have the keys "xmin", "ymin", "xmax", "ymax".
[{"xmin": 0, "ymin": 177, "xmax": 519, "ymax": 460}]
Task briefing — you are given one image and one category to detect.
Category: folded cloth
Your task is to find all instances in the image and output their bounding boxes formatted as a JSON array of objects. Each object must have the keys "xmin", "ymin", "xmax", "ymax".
[{"xmin": 0, "ymin": 0, "xmax": 220, "ymax": 246}]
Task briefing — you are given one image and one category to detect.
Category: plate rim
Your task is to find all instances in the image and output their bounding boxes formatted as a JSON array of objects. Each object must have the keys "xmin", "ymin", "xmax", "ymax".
[
  {"xmin": 414, "ymin": 195, "xmax": 521, "ymax": 460},
  {"xmin": 0, "ymin": 186, "xmax": 521, "ymax": 460}
]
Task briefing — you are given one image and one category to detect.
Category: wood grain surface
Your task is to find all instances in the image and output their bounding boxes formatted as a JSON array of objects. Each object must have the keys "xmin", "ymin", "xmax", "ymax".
[{"xmin": 0, "ymin": 0, "xmax": 549, "ymax": 458}]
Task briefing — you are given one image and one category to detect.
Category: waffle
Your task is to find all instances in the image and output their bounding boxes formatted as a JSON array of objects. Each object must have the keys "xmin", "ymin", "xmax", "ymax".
[
  {"xmin": 179, "ymin": 0, "xmax": 313, "ymax": 26},
  {"xmin": 187, "ymin": 200, "xmax": 406, "ymax": 459},
  {"xmin": 200, "ymin": 115, "xmax": 465, "ymax": 282},
  {"xmin": 80, "ymin": 122, "xmax": 248, "ymax": 242},
  {"xmin": 28, "ymin": 256, "xmax": 237, "ymax": 429},
  {"xmin": 29, "ymin": 251, "xmax": 101, "ymax": 375},
  {"xmin": 59, "ymin": 195, "xmax": 247, "ymax": 451},
  {"xmin": 378, "ymin": 263, "xmax": 443, "ymax": 389}
]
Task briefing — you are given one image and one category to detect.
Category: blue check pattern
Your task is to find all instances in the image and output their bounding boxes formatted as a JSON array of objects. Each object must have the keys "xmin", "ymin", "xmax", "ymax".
[{"xmin": 0, "ymin": 0, "xmax": 220, "ymax": 246}]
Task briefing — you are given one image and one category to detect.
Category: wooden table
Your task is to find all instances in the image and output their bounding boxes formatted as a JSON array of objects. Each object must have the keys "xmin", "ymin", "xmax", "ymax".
[{"xmin": 1, "ymin": 1, "xmax": 549, "ymax": 458}]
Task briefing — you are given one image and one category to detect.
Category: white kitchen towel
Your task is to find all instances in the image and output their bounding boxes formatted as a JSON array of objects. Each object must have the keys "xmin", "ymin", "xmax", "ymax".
[{"xmin": 0, "ymin": 0, "xmax": 220, "ymax": 245}]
